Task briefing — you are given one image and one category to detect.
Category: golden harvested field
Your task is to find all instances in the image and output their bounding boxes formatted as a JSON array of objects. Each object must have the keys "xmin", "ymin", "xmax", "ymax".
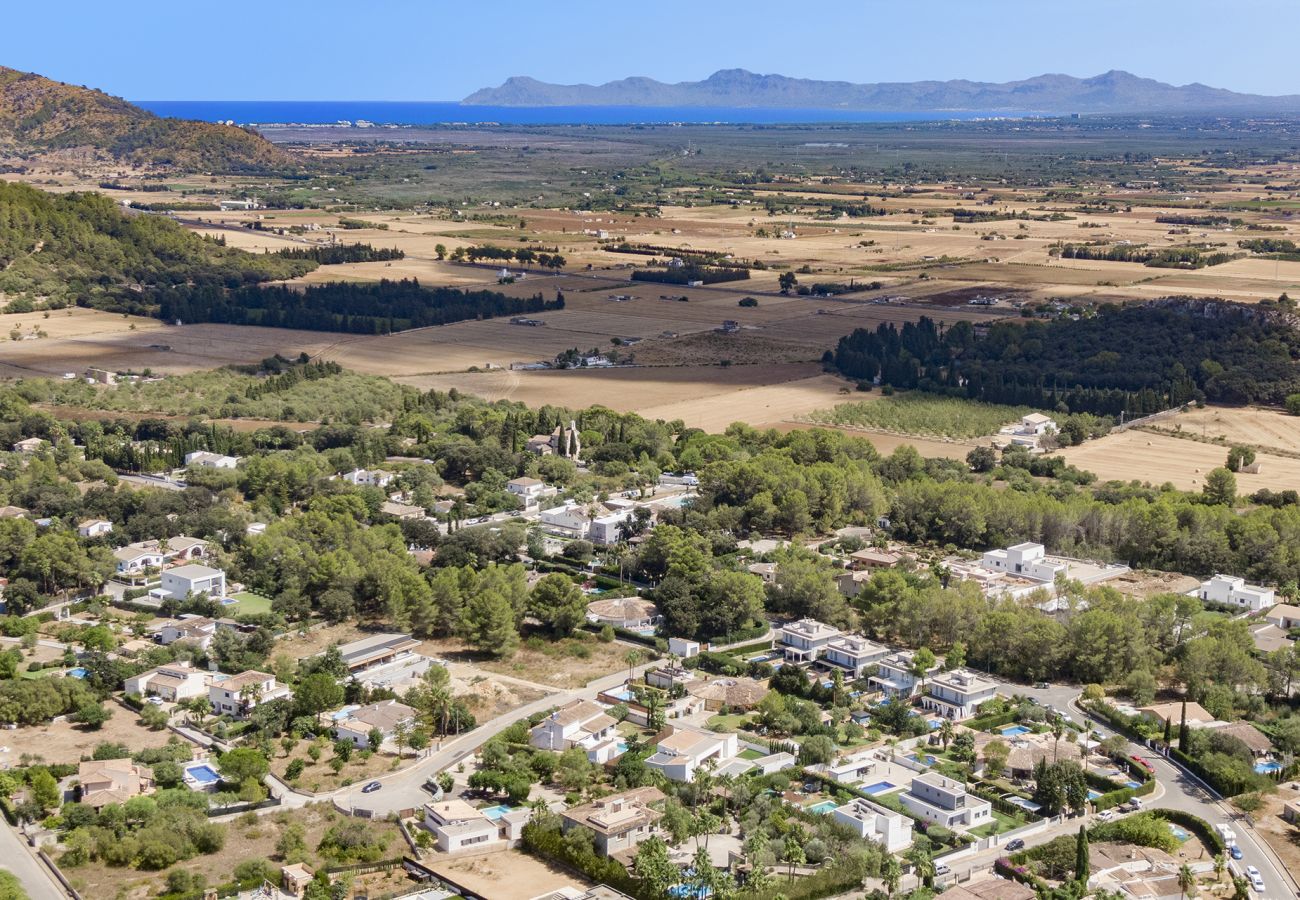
[
  {"xmin": 1057, "ymin": 428, "xmax": 1300, "ymax": 491},
  {"xmin": 1148, "ymin": 404, "xmax": 1300, "ymax": 453}
]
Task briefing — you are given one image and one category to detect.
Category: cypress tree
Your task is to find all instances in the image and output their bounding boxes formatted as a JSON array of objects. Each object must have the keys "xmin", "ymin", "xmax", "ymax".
[
  {"xmin": 1178, "ymin": 700, "xmax": 1190, "ymax": 750},
  {"xmin": 1075, "ymin": 824, "xmax": 1089, "ymax": 883}
]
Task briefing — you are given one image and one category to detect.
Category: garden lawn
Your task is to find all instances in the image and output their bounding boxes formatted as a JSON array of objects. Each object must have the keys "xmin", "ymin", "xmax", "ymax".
[
  {"xmin": 969, "ymin": 808, "xmax": 1025, "ymax": 838},
  {"xmin": 226, "ymin": 591, "xmax": 272, "ymax": 615}
]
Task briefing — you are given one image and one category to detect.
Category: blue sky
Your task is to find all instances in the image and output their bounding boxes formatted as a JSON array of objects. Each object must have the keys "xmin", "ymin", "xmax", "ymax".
[{"xmin": 11, "ymin": 0, "xmax": 1298, "ymax": 100}]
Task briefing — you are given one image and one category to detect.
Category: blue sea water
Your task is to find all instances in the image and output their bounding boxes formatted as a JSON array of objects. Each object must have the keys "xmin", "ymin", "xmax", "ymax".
[{"xmin": 133, "ymin": 100, "xmax": 1003, "ymax": 127}]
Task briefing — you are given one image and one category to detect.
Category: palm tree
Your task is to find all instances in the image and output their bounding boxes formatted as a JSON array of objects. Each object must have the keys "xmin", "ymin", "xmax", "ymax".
[
  {"xmin": 1051, "ymin": 715, "xmax": 1065, "ymax": 762},
  {"xmin": 882, "ymin": 855, "xmax": 901, "ymax": 898},
  {"xmin": 1177, "ymin": 863, "xmax": 1196, "ymax": 899},
  {"xmin": 938, "ymin": 719, "xmax": 955, "ymax": 751},
  {"xmin": 624, "ymin": 649, "xmax": 641, "ymax": 684},
  {"xmin": 1212, "ymin": 853, "xmax": 1226, "ymax": 883}
]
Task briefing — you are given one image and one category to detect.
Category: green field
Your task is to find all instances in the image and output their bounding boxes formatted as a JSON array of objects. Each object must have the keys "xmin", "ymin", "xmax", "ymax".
[
  {"xmin": 226, "ymin": 591, "xmax": 272, "ymax": 616},
  {"xmin": 807, "ymin": 393, "xmax": 1034, "ymax": 439}
]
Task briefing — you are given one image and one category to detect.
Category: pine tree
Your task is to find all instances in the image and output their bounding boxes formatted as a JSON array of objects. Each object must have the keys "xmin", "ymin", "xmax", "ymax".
[{"xmin": 459, "ymin": 588, "xmax": 519, "ymax": 658}]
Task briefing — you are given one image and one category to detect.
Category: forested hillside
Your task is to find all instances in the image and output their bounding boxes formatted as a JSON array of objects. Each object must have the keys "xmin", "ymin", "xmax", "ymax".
[
  {"xmin": 0, "ymin": 65, "xmax": 293, "ymax": 172},
  {"xmin": 831, "ymin": 300, "xmax": 1300, "ymax": 415},
  {"xmin": 0, "ymin": 182, "xmax": 317, "ymax": 310}
]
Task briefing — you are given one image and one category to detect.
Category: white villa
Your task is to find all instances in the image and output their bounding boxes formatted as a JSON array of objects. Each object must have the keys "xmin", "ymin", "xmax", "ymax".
[
  {"xmin": 780, "ymin": 618, "xmax": 842, "ymax": 663},
  {"xmin": 1197, "ymin": 574, "xmax": 1275, "ymax": 612},
  {"xmin": 899, "ymin": 773, "xmax": 993, "ymax": 830},
  {"xmin": 340, "ymin": 468, "xmax": 395, "ymax": 488},
  {"xmin": 209, "ymin": 671, "xmax": 291, "ymax": 718},
  {"xmin": 155, "ymin": 615, "xmax": 220, "ymax": 649},
  {"xmin": 823, "ymin": 635, "xmax": 891, "ymax": 678},
  {"xmin": 185, "ymin": 451, "xmax": 239, "ymax": 469},
  {"xmin": 114, "ymin": 535, "xmax": 209, "ymax": 575},
  {"xmin": 77, "ymin": 519, "xmax": 114, "ymax": 539},
  {"xmin": 423, "ymin": 799, "xmax": 529, "ymax": 853},
  {"xmin": 998, "ymin": 413, "xmax": 1058, "ymax": 450},
  {"xmin": 529, "ymin": 699, "xmax": 619, "ymax": 762},
  {"xmin": 505, "ymin": 477, "xmax": 554, "ymax": 507},
  {"xmin": 832, "ymin": 798, "xmax": 913, "ymax": 852},
  {"xmin": 150, "ymin": 564, "xmax": 226, "ymax": 602},
  {"xmin": 870, "ymin": 649, "xmax": 940, "ymax": 699},
  {"xmin": 981, "ymin": 542, "xmax": 1065, "ymax": 582},
  {"xmin": 921, "ymin": 669, "xmax": 1000, "ymax": 721},
  {"xmin": 644, "ymin": 724, "xmax": 738, "ymax": 782},
  {"xmin": 125, "ymin": 661, "xmax": 210, "ymax": 702}
]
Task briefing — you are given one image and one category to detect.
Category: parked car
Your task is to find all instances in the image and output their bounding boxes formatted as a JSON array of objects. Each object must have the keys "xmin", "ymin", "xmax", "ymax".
[
  {"xmin": 1097, "ymin": 810, "xmax": 1115, "ymax": 822},
  {"xmin": 1033, "ymin": 682, "xmax": 1050, "ymax": 689},
  {"xmin": 1005, "ymin": 839, "xmax": 1025, "ymax": 851},
  {"xmin": 1229, "ymin": 845, "xmax": 1243, "ymax": 860},
  {"xmin": 1245, "ymin": 865, "xmax": 1264, "ymax": 893},
  {"xmin": 934, "ymin": 863, "xmax": 951, "ymax": 877},
  {"xmin": 145, "ymin": 696, "xmax": 165, "ymax": 706},
  {"xmin": 422, "ymin": 780, "xmax": 444, "ymax": 800},
  {"xmin": 361, "ymin": 781, "xmax": 382, "ymax": 794}
]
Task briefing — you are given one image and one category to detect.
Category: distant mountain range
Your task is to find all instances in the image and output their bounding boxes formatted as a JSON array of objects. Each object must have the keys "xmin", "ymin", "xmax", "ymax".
[
  {"xmin": 464, "ymin": 69, "xmax": 1300, "ymax": 115},
  {"xmin": 0, "ymin": 66, "xmax": 293, "ymax": 172}
]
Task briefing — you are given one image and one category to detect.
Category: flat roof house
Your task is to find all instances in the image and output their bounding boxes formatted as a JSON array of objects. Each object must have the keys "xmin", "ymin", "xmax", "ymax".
[
  {"xmin": 340, "ymin": 468, "xmax": 395, "ymax": 488},
  {"xmin": 870, "ymin": 649, "xmax": 940, "ymax": 699},
  {"xmin": 560, "ymin": 787, "xmax": 665, "ymax": 857},
  {"xmin": 332, "ymin": 699, "xmax": 416, "ymax": 749},
  {"xmin": 899, "ymin": 773, "xmax": 993, "ymax": 831},
  {"xmin": 981, "ymin": 542, "xmax": 1066, "ymax": 582},
  {"xmin": 185, "ymin": 450, "xmax": 239, "ymax": 469},
  {"xmin": 125, "ymin": 661, "xmax": 210, "ymax": 702},
  {"xmin": 209, "ymin": 670, "xmax": 292, "ymax": 718},
  {"xmin": 1198, "ymin": 574, "xmax": 1275, "ymax": 612},
  {"xmin": 423, "ymin": 800, "xmax": 495, "ymax": 853},
  {"xmin": 150, "ymin": 564, "xmax": 226, "ymax": 602},
  {"xmin": 780, "ymin": 618, "xmax": 842, "ymax": 663},
  {"xmin": 334, "ymin": 633, "xmax": 421, "ymax": 674},
  {"xmin": 922, "ymin": 669, "xmax": 999, "ymax": 721},
  {"xmin": 832, "ymin": 797, "xmax": 913, "ymax": 852},
  {"xmin": 644, "ymin": 724, "xmax": 738, "ymax": 783},
  {"xmin": 823, "ymin": 635, "xmax": 891, "ymax": 678}
]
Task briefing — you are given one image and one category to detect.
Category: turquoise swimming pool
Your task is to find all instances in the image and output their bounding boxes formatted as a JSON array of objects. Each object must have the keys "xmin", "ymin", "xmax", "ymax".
[
  {"xmin": 480, "ymin": 804, "xmax": 516, "ymax": 820},
  {"xmin": 1000, "ymin": 725, "xmax": 1031, "ymax": 737},
  {"xmin": 807, "ymin": 800, "xmax": 838, "ymax": 815},
  {"xmin": 1255, "ymin": 760, "xmax": 1282, "ymax": 774},
  {"xmin": 862, "ymin": 780, "xmax": 896, "ymax": 795}
]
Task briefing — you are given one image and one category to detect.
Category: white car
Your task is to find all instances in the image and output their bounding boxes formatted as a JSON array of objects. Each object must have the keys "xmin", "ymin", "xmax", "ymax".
[
  {"xmin": 1245, "ymin": 865, "xmax": 1264, "ymax": 893},
  {"xmin": 1097, "ymin": 810, "xmax": 1115, "ymax": 822},
  {"xmin": 145, "ymin": 696, "xmax": 165, "ymax": 706}
]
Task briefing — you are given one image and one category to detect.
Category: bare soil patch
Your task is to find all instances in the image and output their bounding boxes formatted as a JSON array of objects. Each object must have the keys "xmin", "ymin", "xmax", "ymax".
[
  {"xmin": 1057, "ymin": 428, "xmax": 1300, "ymax": 491},
  {"xmin": 429, "ymin": 848, "xmax": 589, "ymax": 900},
  {"xmin": 1, "ymin": 708, "xmax": 181, "ymax": 767}
]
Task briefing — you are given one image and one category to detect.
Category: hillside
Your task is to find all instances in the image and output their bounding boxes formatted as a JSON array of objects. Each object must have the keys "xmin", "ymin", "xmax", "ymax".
[
  {"xmin": 0, "ymin": 66, "xmax": 294, "ymax": 172},
  {"xmin": 465, "ymin": 69, "xmax": 1300, "ymax": 114},
  {"xmin": 0, "ymin": 181, "xmax": 315, "ymax": 311}
]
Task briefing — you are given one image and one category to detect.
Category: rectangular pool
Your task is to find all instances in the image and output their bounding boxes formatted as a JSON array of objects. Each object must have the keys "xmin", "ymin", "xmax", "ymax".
[
  {"xmin": 186, "ymin": 764, "xmax": 220, "ymax": 785},
  {"xmin": 862, "ymin": 781, "xmax": 896, "ymax": 795},
  {"xmin": 1255, "ymin": 760, "xmax": 1281, "ymax": 774},
  {"xmin": 807, "ymin": 800, "xmax": 838, "ymax": 815},
  {"xmin": 480, "ymin": 804, "xmax": 515, "ymax": 821},
  {"xmin": 605, "ymin": 688, "xmax": 634, "ymax": 702},
  {"xmin": 1000, "ymin": 725, "xmax": 1031, "ymax": 737}
]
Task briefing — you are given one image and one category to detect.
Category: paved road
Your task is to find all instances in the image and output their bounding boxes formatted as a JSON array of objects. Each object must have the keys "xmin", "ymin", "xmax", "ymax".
[
  {"xmin": 0, "ymin": 820, "xmax": 68, "ymax": 900},
  {"xmin": 335, "ymin": 627, "xmax": 775, "ymax": 816},
  {"xmin": 1069, "ymin": 696, "xmax": 1295, "ymax": 897}
]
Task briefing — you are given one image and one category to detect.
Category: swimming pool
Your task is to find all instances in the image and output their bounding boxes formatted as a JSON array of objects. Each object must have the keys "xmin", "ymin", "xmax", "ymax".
[
  {"xmin": 220, "ymin": 597, "xmax": 238, "ymax": 606},
  {"xmin": 66, "ymin": 667, "xmax": 87, "ymax": 679},
  {"xmin": 186, "ymin": 764, "xmax": 220, "ymax": 785},
  {"xmin": 1124, "ymin": 780, "xmax": 1142, "ymax": 789},
  {"xmin": 909, "ymin": 753, "xmax": 936, "ymax": 766},
  {"xmin": 1087, "ymin": 789, "xmax": 1103, "ymax": 801},
  {"xmin": 330, "ymin": 705, "xmax": 360, "ymax": 721},
  {"xmin": 1255, "ymin": 760, "xmax": 1282, "ymax": 774},
  {"xmin": 667, "ymin": 884, "xmax": 711, "ymax": 899},
  {"xmin": 807, "ymin": 800, "xmax": 838, "ymax": 815},
  {"xmin": 605, "ymin": 688, "xmax": 634, "ymax": 702},
  {"xmin": 480, "ymin": 804, "xmax": 516, "ymax": 821},
  {"xmin": 1168, "ymin": 824, "xmax": 1191, "ymax": 842},
  {"xmin": 1001, "ymin": 725, "xmax": 1031, "ymax": 737},
  {"xmin": 617, "ymin": 741, "xmax": 629, "ymax": 754},
  {"xmin": 862, "ymin": 780, "xmax": 896, "ymax": 795}
]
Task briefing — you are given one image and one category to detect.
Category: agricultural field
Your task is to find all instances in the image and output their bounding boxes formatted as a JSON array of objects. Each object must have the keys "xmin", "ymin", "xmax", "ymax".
[
  {"xmin": 805, "ymin": 393, "xmax": 1031, "ymax": 439},
  {"xmin": 1143, "ymin": 404, "xmax": 1300, "ymax": 458},
  {"xmin": 1057, "ymin": 427, "xmax": 1300, "ymax": 491}
]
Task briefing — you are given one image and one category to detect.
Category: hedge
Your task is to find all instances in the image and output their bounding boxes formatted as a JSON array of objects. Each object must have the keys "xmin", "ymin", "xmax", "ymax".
[
  {"xmin": 1149, "ymin": 808, "xmax": 1225, "ymax": 856},
  {"xmin": 1083, "ymin": 700, "xmax": 1157, "ymax": 743},
  {"xmin": 1168, "ymin": 745, "xmax": 1254, "ymax": 798},
  {"xmin": 965, "ymin": 709, "xmax": 1021, "ymax": 732},
  {"xmin": 1090, "ymin": 776, "xmax": 1156, "ymax": 811},
  {"xmin": 522, "ymin": 820, "xmax": 644, "ymax": 897}
]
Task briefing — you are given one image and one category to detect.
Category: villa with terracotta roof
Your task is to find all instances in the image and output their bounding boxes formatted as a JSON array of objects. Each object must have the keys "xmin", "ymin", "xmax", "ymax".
[
  {"xmin": 530, "ymin": 699, "xmax": 619, "ymax": 761},
  {"xmin": 560, "ymin": 787, "xmax": 665, "ymax": 857},
  {"xmin": 124, "ymin": 661, "xmax": 210, "ymax": 702},
  {"xmin": 644, "ymin": 724, "xmax": 738, "ymax": 782},
  {"xmin": 78, "ymin": 759, "xmax": 153, "ymax": 808},
  {"xmin": 209, "ymin": 670, "xmax": 292, "ymax": 717}
]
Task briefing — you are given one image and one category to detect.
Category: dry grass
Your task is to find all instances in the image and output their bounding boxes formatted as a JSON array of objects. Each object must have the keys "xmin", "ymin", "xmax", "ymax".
[
  {"xmin": 1057, "ymin": 428, "xmax": 1300, "ymax": 491},
  {"xmin": 0, "ymin": 706, "xmax": 178, "ymax": 767},
  {"xmin": 1146, "ymin": 405, "xmax": 1300, "ymax": 457}
]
